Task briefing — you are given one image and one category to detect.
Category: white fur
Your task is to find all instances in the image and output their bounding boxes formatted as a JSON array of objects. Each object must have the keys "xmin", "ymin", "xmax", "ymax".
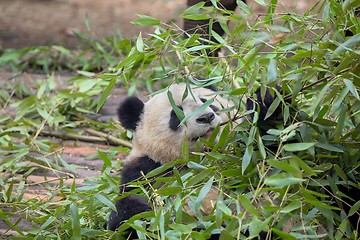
[{"xmin": 128, "ymin": 83, "xmax": 232, "ymax": 164}]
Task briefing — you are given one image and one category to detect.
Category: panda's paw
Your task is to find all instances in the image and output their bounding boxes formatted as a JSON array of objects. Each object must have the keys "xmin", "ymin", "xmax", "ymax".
[{"xmin": 107, "ymin": 195, "xmax": 151, "ymax": 231}]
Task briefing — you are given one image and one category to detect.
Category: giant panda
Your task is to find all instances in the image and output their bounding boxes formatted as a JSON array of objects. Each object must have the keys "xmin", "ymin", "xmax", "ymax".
[
  {"xmin": 107, "ymin": 83, "xmax": 236, "ymax": 234},
  {"xmin": 107, "ymin": 82, "xmax": 280, "ymax": 239}
]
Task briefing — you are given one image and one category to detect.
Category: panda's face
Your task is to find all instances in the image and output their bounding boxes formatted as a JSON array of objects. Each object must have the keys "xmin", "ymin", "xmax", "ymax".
[{"xmin": 119, "ymin": 83, "xmax": 231, "ymax": 164}]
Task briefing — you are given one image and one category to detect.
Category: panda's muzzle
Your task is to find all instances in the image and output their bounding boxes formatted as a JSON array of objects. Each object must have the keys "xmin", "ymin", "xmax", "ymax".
[
  {"xmin": 192, "ymin": 127, "xmax": 214, "ymax": 141},
  {"xmin": 196, "ymin": 113, "xmax": 215, "ymax": 124}
]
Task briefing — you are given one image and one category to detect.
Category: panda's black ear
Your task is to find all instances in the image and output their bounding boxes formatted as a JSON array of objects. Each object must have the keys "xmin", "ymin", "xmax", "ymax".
[{"xmin": 117, "ymin": 96, "xmax": 144, "ymax": 130}]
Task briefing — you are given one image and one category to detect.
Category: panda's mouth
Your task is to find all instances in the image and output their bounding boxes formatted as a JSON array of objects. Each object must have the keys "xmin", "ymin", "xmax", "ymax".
[{"xmin": 192, "ymin": 128, "xmax": 214, "ymax": 141}]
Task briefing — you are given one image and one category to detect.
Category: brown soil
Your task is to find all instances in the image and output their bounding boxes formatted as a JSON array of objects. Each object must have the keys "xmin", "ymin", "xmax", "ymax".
[{"xmin": 0, "ymin": 0, "xmax": 315, "ymax": 49}]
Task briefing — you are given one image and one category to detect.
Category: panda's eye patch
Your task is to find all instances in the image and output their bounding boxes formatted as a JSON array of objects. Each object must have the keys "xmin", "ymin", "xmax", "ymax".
[
  {"xmin": 200, "ymin": 98, "xmax": 219, "ymax": 113},
  {"xmin": 169, "ymin": 105, "xmax": 183, "ymax": 131},
  {"xmin": 210, "ymin": 104, "xmax": 219, "ymax": 113}
]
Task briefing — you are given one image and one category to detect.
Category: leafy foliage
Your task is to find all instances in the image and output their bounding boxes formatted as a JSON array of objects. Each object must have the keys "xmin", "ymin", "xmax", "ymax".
[{"xmin": 0, "ymin": 0, "xmax": 359, "ymax": 239}]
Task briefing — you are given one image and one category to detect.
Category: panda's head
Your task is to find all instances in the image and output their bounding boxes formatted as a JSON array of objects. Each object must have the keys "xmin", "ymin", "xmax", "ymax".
[{"xmin": 118, "ymin": 83, "xmax": 232, "ymax": 164}]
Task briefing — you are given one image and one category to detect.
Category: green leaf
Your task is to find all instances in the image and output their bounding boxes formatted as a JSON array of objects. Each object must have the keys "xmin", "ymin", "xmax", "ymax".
[
  {"xmin": 156, "ymin": 186, "xmax": 182, "ymax": 196},
  {"xmin": 182, "ymin": 2, "xmax": 205, "ymax": 15},
  {"xmin": 188, "ymin": 161, "xmax": 207, "ymax": 170},
  {"xmin": 283, "ymin": 142, "xmax": 316, "ymax": 152},
  {"xmin": 136, "ymin": 32, "xmax": 144, "ymax": 52},
  {"xmin": 94, "ymin": 193, "xmax": 116, "ymax": 211},
  {"xmin": 316, "ymin": 143, "xmax": 343, "ymax": 153},
  {"xmin": 214, "ymin": 124, "xmax": 230, "ymax": 149},
  {"xmin": 180, "ymin": 98, "xmax": 214, "ymax": 126},
  {"xmin": 70, "ymin": 203, "xmax": 81, "ymax": 240},
  {"xmin": 264, "ymin": 173, "xmax": 305, "ymax": 187},
  {"xmin": 242, "ymin": 145, "xmax": 253, "ymax": 174},
  {"xmin": 301, "ymin": 189, "xmax": 339, "ymax": 210},
  {"xmin": 183, "ymin": 45, "xmax": 213, "ymax": 52},
  {"xmin": 310, "ymin": 83, "xmax": 331, "ymax": 119},
  {"xmin": 333, "ymin": 33, "xmax": 360, "ymax": 55},
  {"xmin": 77, "ymin": 70, "xmax": 95, "ymax": 77},
  {"xmin": 38, "ymin": 216, "xmax": 56, "ymax": 233},
  {"xmin": 272, "ymin": 228, "xmax": 298, "ymax": 240},
  {"xmin": 267, "ymin": 159, "xmax": 301, "ymax": 176},
  {"xmin": 291, "ymin": 156, "xmax": 316, "ymax": 176},
  {"xmin": 343, "ymin": 79, "xmax": 359, "ymax": 100},
  {"xmin": 238, "ymin": 195, "xmax": 260, "ymax": 217},
  {"xmin": 280, "ymin": 200, "xmax": 301, "ymax": 213},
  {"xmin": 264, "ymin": 96, "xmax": 280, "ymax": 120},
  {"xmin": 333, "ymin": 164, "xmax": 348, "ymax": 182},
  {"xmin": 334, "ymin": 104, "xmax": 346, "ymax": 141},
  {"xmin": 195, "ymin": 177, "xmax": 214, "ymax": 209},
  {"xmin": 169, "ymin": 223, "xmax": 193, "ymax": 233},
  {"xmin": 132, "ymin": 14, "xmax": 161, "ymax": 26},
  {"xmin": 348, "ymin": 200, "xmax": 360, "ymax": 217},
  {"xmin": 37, "ymin": 82, "xmax": 47, "ymax": 99},
  {"xmin": 57, "ymin": 155, "xmax": 77, "ymax": 174},
  {"xmin": 267, "ymin": 58, "xmax": 277, "ymax": 82},
  {"xmin": 167, "ymin": 90, "xmax": 185, "ymax": 126},
  {"xmin": 96, "ymin": 77, "xmax": 116, "ymax": 112},
  {"xmin": 186, "ymin": 168, "xmax": 212, "ymax": 187},
  {"xmin": 229, "ymin": 87, "xmax": 247, "ymax": 95},
  {"xmin": 216, "ymin": 200, "xmax": 232, "ymax": 216},
  {"xmin": 237, "ymin": 0, "xmax": 251, "ymax": 13},
  {"xmin": 98, "ymin": 151, "xmax": 111, "ymax": 167},
  {"xmin": 249, "ymin": 217, "xmax": 270, "ymax": 237}
]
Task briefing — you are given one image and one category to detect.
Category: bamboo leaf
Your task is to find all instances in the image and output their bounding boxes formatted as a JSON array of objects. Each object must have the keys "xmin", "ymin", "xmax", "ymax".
[
  {"xmin": 238, "ymin": 195, "xmax": 260, "ymax": 217},
  {"xmin": 264, "ymin": 173, "xmax": 305, "ymax": 187},
  {"xmin": 283, "ymin": 142, "xmax": 316, "ymax": 152},
  {"xmin": 132, "ymin": 14, "xmax": 160, "ymax": 26},
  {"xmin": 264, "ymin": 97, "xmax": 281, "ymax": 120},
  {"xmin": 242, "ymin": 145, "xmax": 253, "ymax": 174},
  {"xmin": 94, "ymin": 193, "xmax": 116, "ymax": 211},
  {"xmin": 180, "ymin": 98, "xmax": 214, "ymax": 126},
  {"xmin": 70, "ymin": 203, "xmax": 81, "ymax": 240},
  {"xmin": 267, "ymin": 58, "xmax": 277, "ymax": 82},
  {"xmin": 348, "ymin": 200, "xmax": 360, "ymax": 217},
  {"xmin": 96, "ymin": 77, "xmax": 116, "ymax": 112},
  {"xmin": 195, "ymin": 177, "xmax": 214, "ymax": 209},
  {"xmin": 343, "ymin": 79, "xmax": 359, "ymax": 100},
  {"xmin": 156, "ymin": 186, "xmax": 182, "ymax": 196},
  {"xmin": 333, "ymin": 33, "xmax": 360, "ymax": 55}
]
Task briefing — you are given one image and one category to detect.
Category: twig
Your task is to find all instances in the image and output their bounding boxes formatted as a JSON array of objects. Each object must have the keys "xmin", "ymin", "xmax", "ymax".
[
  {"xmin": 218, "ymin": 51, "xmax": 240, "ymax": 89},
  {"xmin": 284, "ymin": 65, "xmax": 356, "ymax": 101},
  {"xmin": 39, "ymin": 130, "xmax": 112, "ymax": 145},
  {"xmin": 31, "ymin": 100, "xmax": 63, "ymax": 149},
  {"xmin": 38, "ymin": 128, "xmax": 132, "ymax": 148},
  {"xmin": 84, "ymin": 128, "xmax": 132, "ymax": 148}
]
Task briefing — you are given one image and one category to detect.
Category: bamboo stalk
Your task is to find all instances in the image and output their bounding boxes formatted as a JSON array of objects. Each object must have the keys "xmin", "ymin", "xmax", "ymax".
[{"xmin": 84, "ymin": 128, "xmax": 132, "ymax": 148}]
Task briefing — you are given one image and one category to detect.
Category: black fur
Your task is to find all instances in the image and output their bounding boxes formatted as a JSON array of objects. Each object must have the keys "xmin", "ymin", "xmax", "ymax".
[
  {"xmin": 204, "ymin": 84, "xmax": 218, "ymax": 92},
  {"xmin": 107, "ymin": 195, "xmax": 151, "ymax": 232},
  {"xmin": 209, "ymin": 104, "xmax": 219, "ymax": 113},
  {"xmin": 169, "ymin": 106, "xmax": 183, "ymax": 131},
  {"xmin": 108, "ymin": 156, "xmax": 161, "ymax": 231},
  {"xmin": 117, "ymin": 96, "xmax": 144, "ymax": 130},
  {"xmin": 246, "ymin": 87, "xmax": 282, "ymax": 132}
]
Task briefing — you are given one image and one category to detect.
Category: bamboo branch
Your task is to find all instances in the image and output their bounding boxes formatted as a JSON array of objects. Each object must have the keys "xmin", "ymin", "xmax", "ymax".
[
  {"xmin": 39, "ymin": 129, "xmax": 132, "ymax": 148},
  {"xmin": 39, "ymin": 130, "xmax": 105, "ymax": 143},
  {"xmin": 84, "ymin": 128, "xmax": 132, "ymax": 148},
  {"xmin": 284, "ymin": 65, "xmax": 356, "ymax": 101}
]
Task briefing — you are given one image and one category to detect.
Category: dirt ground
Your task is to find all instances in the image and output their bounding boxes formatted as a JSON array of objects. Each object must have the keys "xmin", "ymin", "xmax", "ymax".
[{"xmin": 0, "ymin": 0, "xmax": 315, "ymax": 49}]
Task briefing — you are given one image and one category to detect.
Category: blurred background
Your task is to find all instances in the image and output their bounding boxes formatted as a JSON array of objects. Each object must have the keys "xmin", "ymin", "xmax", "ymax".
[{"xmin": 0, "ymin": 0, "xmax": 314, "ymax": 49}]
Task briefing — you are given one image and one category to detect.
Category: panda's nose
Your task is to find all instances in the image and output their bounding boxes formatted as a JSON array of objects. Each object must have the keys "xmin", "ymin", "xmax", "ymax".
[{"xmin": 196, "ymin": 113, "xmax": 215, "ymax": 124}]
